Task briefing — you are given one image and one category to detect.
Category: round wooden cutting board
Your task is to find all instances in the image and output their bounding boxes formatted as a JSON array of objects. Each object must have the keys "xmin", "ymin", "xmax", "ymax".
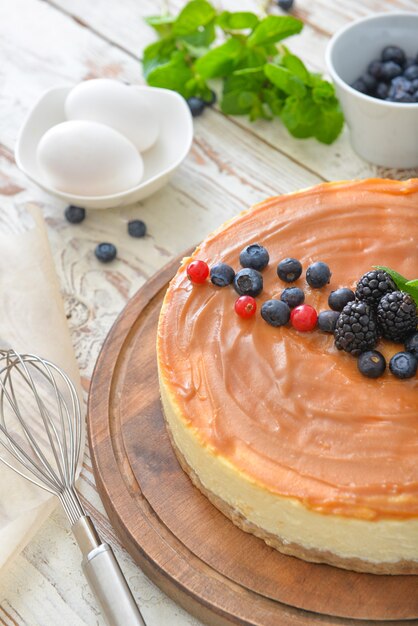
[{"xmin": 88, "ymin": 253, "xmax": 418, "ymax": 626}]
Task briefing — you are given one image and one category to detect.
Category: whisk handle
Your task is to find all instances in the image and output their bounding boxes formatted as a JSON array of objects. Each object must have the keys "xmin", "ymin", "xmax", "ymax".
[
  {"xmin": 82, "ymin": 542, "xmax": 147, "ymax": 626},
  {"xmin": 72, "ymin": 516, "xmax": 146, "ymax": 625}
]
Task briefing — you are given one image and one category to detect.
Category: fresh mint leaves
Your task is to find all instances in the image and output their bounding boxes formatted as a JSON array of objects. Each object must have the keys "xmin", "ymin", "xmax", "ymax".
[
  {"xmin": 142, "ymin": 1, "xmax": 344, "ymax": 144},
  {"xmin": 375, "ymin": 266, "xmax": 418, "ymax": 306}
]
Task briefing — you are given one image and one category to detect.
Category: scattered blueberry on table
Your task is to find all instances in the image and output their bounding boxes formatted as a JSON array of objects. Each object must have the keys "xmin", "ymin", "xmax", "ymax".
[
  {"xmin": 277, "ymin": 0, "xmax": 294, "ymax": 10},
  {"xmin": 64, "ymin": 205, "xmax": 86, "ymax": 224},
  {"xmin": 187, "ymin": 97, "xmax": 206, "ymax": 117},
  {"xmin": 352, "ymin": 45, "xmax": 418, "ymax": 102},
  {"xmin": 95, "ymin": 242, "xmax": 117, "ymax": 263},
  {"xmin": 128, "ymin": 219, "xmax": 147, "ymax": 238}
]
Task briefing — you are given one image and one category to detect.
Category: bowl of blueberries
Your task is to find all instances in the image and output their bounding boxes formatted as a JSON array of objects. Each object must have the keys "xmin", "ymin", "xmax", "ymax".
[{"xmin": 326, "ymin": 12, "xmax": 418, "ymax": 168}]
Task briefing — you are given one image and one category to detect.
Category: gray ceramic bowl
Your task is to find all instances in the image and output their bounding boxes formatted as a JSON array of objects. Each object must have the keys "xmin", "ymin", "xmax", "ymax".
[{"xmin": 326, "ymin": 12, "xmax": 418, "ymax": 168}]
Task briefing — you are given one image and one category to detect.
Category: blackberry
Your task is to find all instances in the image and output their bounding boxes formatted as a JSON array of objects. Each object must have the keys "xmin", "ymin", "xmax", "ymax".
[
  {"xmin": 334, "ymin": 300, "xmax": 378, "ymax": 355},
  {"xmin": 355, "ymin": 270, "xmax": 396, "ymax": 306},
  {"xmin": 377, "ymin": 291, "xmax": 417, "ymax": 342}
]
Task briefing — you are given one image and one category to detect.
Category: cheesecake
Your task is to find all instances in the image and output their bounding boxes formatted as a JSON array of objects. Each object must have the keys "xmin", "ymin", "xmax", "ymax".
[{"xmin": 157, "ymin": 178, "xmax": 418, "ymax": 574}]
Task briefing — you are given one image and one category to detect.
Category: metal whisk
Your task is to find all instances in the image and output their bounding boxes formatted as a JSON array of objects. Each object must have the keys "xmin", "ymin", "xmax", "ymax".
[{"xmin": 0, "ymin": 349, "xmax": 146, "ymax": 626}]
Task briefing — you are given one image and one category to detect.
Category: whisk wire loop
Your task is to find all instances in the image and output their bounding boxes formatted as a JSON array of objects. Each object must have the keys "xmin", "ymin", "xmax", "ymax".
[
  {"xmin": 0, "ymin": 350, "xmax": 83, "ymax": 508},
  {"xmin": 0, "ymin": 353, "xmax": 66, "ymax": 490}
]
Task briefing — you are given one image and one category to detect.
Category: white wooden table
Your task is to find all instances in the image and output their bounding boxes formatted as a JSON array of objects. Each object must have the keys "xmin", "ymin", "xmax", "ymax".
[{"xmin": 0, "ymin": 0, "xmax": 417, "ymax": 624}]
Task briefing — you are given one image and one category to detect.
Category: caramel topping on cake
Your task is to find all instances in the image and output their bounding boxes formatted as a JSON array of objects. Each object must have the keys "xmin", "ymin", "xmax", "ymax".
[{"xmin": 158, "ymin": 179, "xmax": 418, "ymax": 520}]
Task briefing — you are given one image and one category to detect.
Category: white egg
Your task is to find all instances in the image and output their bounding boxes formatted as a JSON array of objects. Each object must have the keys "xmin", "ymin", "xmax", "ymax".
[
  {"xmin": 37, "ymin": 120, "xmax": 143, "ymax": 196},
  {"xmin": 65, "ymin": 79, "xmax": 159, "ymax": 153}
]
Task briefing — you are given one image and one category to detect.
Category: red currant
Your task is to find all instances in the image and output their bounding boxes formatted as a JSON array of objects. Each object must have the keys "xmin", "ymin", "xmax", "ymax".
[
  {"xmin": 187, "ymin": 260, "xmax": 209, "ymax": 284},
  {"xmin": 235, "ymin": 295, "xmax": 257, "ymax": 318},
  {"xmin": 291, "ymin": 304, "xmax": 318, "ymax": 331}
]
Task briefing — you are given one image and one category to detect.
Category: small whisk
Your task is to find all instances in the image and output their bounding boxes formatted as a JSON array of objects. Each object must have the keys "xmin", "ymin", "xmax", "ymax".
[{"xmin": 0, "ymin": 349, "xmax": 146, "ymax": 626}]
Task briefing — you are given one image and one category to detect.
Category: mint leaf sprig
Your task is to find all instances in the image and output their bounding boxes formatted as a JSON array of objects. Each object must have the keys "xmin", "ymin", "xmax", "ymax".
[
  {"xmin": 142, "ymin": 0, "xmax": 344, "ymax": 144},
  {"xmin": 374, "ymin": 266, "xmax": 418, "ymax": 306}
]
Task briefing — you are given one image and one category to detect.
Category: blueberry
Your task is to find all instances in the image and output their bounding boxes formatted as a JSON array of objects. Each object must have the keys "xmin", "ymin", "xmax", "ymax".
[
  {"xmin": 64, "ymin": 205, "xmax": 85, "ymax": 224},
  {"xmin": 411, "ymin": 78, "xmax": 418, "ymax": 92},
  {"xmin": 405, "ymin": 332, "xmax": 418, "ymax": 357},
  {"xmin": 328, "ymin": 288, "xmax": 355, "ymax": 312},
  {"xmin": 413, "ymin": 91, "xmax": 418, "ymax": 102},
  {"xmin": 95, "ymin": 242, "xmax": 117, "ymax": 263},
  {"xmin": 380, "ymin": 61, "xmax": 403, "ymax": 82},
  {"xmin": 317, "ymin": 310, "xmax": 340, "ymax": 333},
  {"xmin": 204, "ymin": 90, "xmax": 217, "ymax": 106},
  {"xmin": 375, "ymin": 82, "xmax": 389, "ymax": 99},
  {"xmin": 187, "ymin": 97, "xmax": 206, "ymax": 117},
  {"xmin": 210, "ymin": 263, "xmax": 235, "ymax": 287},
  {"xmin": 368, "ymin": 60, "xmax": 383, "ymax": 79},
  {"xmin": 358, "ymin": 350, "xmax": 386, "ymax": 379},
  {"xmin": 127, "ymin": 219, "xmax": 147, "ymax": 238},
  {"xmin": 261, "ymin": 299, "xmax": 290, "ymax": 327},
  {"xmin": 388, "ymin": 76, "xmax": 412, "ymax": 99},
  {"xmin": 277, "ymin": 0, "xmax": 294, "ymax": 10},
  {"xmin": 280, "ymin": 287, "xmax": 304, "ymax": 308},
  {"xmin": 361, "ymin": 73, "xmax": 377, "ymax": 93},
  {"xmin": 233, "ymin": 268, "xmax": 263, "ymax": 297},
  {"xmin": 404, "ymin": 64, "xmax": 418, "ymax": 81},
  {"xmin": 387, "ymin": 92, "xmax": 415, "ymax": 102},
  {"xmin": 381, "ymin": 46, "xmax": 406, "ymax": 67},
  {"xmin": 306, "ymin": 262, "xmax": 331, "ymax": 289},
  {"xmin": 277, "ymin": 257, "xmax": 302, "ymax": 283},
  {"xmin": 239, "ymin": 243, "xmax": 269, "ymax": 271},
  {"xmin": 389, "ymin": 351, "xmax": 417, "ymax": 379},
  {"xmin": 351, "ymin": 78, "xmax": 368, "ymax": 94}
]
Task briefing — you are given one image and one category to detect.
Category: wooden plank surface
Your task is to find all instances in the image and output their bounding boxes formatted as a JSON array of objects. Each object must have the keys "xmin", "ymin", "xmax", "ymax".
[{"xmin": 0, "ymin": 0, "xmax": 417, "ymax": 624}]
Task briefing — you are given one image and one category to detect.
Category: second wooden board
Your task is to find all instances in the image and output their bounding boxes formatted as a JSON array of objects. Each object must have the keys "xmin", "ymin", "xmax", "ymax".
[{"xmin": 88, "ymin": 253, "xmax": 418, "ymax": 626}]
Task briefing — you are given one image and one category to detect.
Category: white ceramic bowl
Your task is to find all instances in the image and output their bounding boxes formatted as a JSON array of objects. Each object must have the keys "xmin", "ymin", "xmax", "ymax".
[
  {"xmin": 326, "ymin": 12, "xmax": 418, "ymax": 168},
  {"xmin": 15, "ymin": 85, "xmax": 193, "ymax": 209}
]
